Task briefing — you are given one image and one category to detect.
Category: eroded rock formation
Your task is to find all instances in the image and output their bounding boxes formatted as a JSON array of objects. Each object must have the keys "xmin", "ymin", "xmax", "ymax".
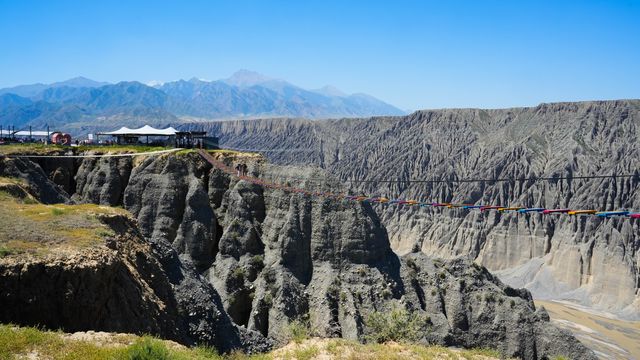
[
  {"xmin": 0, "ymin": 156, "xmax": 271, "ymax": 354},
  {"xmin": 188, "ymin": 100, "xmax": 640, "ymax": 319},
  {"xmin": 0, "ymin": 151, "xmax": 593, "ymax": 358}
]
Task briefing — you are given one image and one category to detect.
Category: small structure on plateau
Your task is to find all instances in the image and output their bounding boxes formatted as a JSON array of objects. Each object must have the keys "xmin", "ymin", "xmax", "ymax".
[{"xmin": 96, "ymin": 125, "xmax": 218, "ymax": 148}]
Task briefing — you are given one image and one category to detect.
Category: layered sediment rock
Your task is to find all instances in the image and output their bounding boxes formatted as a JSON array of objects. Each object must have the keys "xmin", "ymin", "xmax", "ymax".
[
  {"xmin": 0, "ymin": 156, "xmax": 69, "ymax": 203},
  {"xmin": 0, "ymin": 151, "xmax": 597, "ymax": 358},
  {"xmin": 189, "ymin": 100, "xmax": 640, "ymax": 319},
  {"xmin": 66, "ymin": 152, "xmax": 596, "ymax": 358},
  {"xmin": 0, "ymin": 159, "xmax": 271, "ymax": 353}
]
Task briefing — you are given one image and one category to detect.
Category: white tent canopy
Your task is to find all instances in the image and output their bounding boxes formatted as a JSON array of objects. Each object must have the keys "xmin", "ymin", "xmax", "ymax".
[
  {"xmin": 15, "ymin": 131, "xmax": 50, "ymax": 137},
  {"xmin": 98, "ymin": 125, "xmax": 178, "ymax": 136},
  {"xmin": 1, "ymin": 130, "xmax": 50, "ymax": 137}
]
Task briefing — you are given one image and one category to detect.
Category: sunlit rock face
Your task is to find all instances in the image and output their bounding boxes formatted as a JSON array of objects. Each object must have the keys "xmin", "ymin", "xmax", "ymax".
[
  {"xmin": 3, "ymin": 150, "xmax": 594, "ymax": 359},
  {"xmin": 191, "ymin": 99, "xmax": 640, "ymax": 319},
  {"xmin": 115, "ymin": 153, "xmax": 596, "ymax": 359}
]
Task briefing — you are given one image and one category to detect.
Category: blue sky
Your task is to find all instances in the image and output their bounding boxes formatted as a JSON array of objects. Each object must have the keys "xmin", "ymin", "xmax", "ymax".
[{"xmin": 0, "ymin": 0, "xmax": 638, "ymax": 110}]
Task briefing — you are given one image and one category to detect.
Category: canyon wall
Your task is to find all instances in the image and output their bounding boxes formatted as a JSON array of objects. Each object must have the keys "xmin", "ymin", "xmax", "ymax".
[
  {"xmin": 0, "ymin": 151, "xmax": 597, "ymax": 359},
  {"xmin": 186, "ymin": 100, "xmax": 640, "ymax": 319}
]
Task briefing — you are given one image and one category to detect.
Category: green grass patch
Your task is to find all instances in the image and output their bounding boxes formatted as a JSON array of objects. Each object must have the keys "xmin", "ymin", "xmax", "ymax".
[
  {"xmin": 0, "ymin": 177, "xmax": 25, "ymax": 185},
  {"xmin": 0, "ymin": 324, "xmax": 122, "ymax": 360},
  {"xmin": 0, "ymin": 324, "xmax": 508, "ymax": 360},
  {"xmin": 124, "ymin": 337, "xmax": 170, "ymax": 360},
  {"xmin": 291, "ymin": 346, "xmax": 319, "ymax": 360},
  {"xmin": 0, "ymin": 245, "xmax": 12, "ymax": 257},
  {"xmin": 175, "ymin": 149, "xmax": 197, "ymax": 156},
  {"xmin": 0, "ymin": 179, "xmax": 37, "ymax": 204},
  {"xmin": 0, "ymin": 325, "xmax": 222, "ymax": 360},
  {"xmin": 0, "ymin": 191, "xmax": 129, "ymax": 258},
  {"xmin": 0, "ymin": 144, "xmax": 68, "ymax": 156},
  {"xmin": 464, "ymin": 347, "xmax": 502, "ymax": 358},
  {"xmin": 50, "ymin": 207, "xmax": 66, "ymax": 216},
  {"xmin": 0, "ymin": 143, "xmax": 170, "ymax": 156}
]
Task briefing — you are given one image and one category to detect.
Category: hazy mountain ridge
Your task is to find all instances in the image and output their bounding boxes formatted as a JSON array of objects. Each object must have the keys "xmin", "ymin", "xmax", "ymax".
[
  {"xmin": 0, "ymin": 81, "xmax": 178, "ymax": 131},
  {"xmin": 159, "ymin": 71, "xmax": 404, "ymax": 118},
  {"xmin": 0, "ymin": 76, "xmax": 109, "ymax": 98},
  {"xmin": 0, "ymin": 72, "xmax": 405, "ymax": 131}
]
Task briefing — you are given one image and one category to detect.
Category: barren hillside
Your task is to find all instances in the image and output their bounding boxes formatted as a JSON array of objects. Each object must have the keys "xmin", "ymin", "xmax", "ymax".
[{"xmin": 186, "ymin": 100, "xmax": 640, "ymax": 319}]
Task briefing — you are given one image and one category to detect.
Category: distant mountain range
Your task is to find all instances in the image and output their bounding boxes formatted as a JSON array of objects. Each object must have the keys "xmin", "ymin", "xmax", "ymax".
[
  {"xmin": 0, "ymin": 76, "xmax": 109, "ymax": 98},
  {"xmin": 0, "ymin": 71, "xmax": 405, "ymax": 133}
]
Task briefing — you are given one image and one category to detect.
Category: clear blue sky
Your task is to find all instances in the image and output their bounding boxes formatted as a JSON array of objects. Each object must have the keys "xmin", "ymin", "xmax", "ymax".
[{"xmin": 0, "ymin": 0, "xmax": 638, "ymax": 110}]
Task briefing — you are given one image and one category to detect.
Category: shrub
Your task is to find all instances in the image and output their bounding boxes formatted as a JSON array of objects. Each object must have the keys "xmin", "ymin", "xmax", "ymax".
[
  {"xmin": 232, "ymin": 267, "xmax": 245, "ymax": 280},
  {"xmin": 189, "ymin": 345, "xmax": 222, "ymax": 359},
  {"xmin": 124, "ymin": 337, "xmax": 169, "ymax": 360},
  {"xmin": 0, "ymin": 246, "xmax": 11, "ymax": 257},
  {"xmin": 364, "ymin": 306, "xmax": 430, "ymax": 343},
  {"xmin": 227, "ymin": 266, "xmax": 246, "ymax": 289},
  {"xmin": 96, "ymin": 229, "xmax": 115, "ymax": 238},
  {"xmin": 406, "ymin": 258, "xmax": 418, "ymax": 270},
  {"xmin": 327, "ymin": 278, "xmax": 341, "ymax": 300},
  {"xmin": 381, "ymin": 288, "xmax": 392, "ymax": 299},
  {"xmin": 406, "ymin": 258, "xmax": 419, "ymax": 278},
  {"xmin": 357, "ymin": 267, "xmax": 367, "ymax": 277},
  {"xmin": 262, "ymin": 268, "xmax": 276, "ymax": 283},
  {"xmin": 23, "ymin": 197, "xmax": 38, "ymax": 205},
  {"xmin": 263, "ymin": 292, "xmax": 273, "ymax": 306},
  {"xmin": 327, "ymin": 284, "xmax": 340, "ymax": 299},
  {"xmin": 50, "ymin": 207, "xmax": 65, "ymax": 216},
  {"xmin": 249, "ymin": 255, "xmax": 264, "ymax": 269},
  {"xmin": 227, "ymin": 231, "xmax": 241, "ymax": 241},
  {"xmin": 288, "ymin": 319, "xmax": 311, "ymax": 343}
]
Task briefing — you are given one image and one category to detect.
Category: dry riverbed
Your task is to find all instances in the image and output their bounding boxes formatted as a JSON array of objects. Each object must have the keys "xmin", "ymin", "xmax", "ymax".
[{"xmin": 535, "ymin": 300, "xmax": 640, "ymax": 359}]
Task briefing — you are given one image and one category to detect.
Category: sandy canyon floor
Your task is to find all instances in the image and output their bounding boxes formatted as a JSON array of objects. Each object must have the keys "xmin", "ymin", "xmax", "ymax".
[{"xmin": 535, "ymin": 301, "xmax": 640, "ymax": 359}]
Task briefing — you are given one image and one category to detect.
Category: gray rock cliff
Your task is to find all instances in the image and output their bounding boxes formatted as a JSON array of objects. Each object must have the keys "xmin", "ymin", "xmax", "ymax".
[
  {"xmin": 52, "ymin": 151, "xmax": 595, "ymax": 359},
  {"xmin": 0, "ymin": 155, "xmax": 271, "ymax": 353},
  {"xmin": 188, "ymin": 100, "xmax": 640, "ymax": 319}
]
